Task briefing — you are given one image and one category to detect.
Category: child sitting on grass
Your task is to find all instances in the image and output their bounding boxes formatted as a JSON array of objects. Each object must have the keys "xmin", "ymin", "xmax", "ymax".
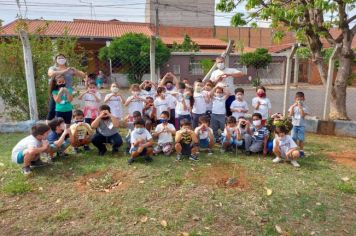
[
  {"xmin": 153, "ymin": 111, "xmax": 176, "ymax": 156},
  {"xmin": 47, "ymin": 117, "xmax": 70, "ymax": 161},
  {"xmin": 69, "ymin": 110, "xmax": 93, "ymax": 154},
  {"xmin": 11, "ymin": 123, "xmax": 50, "ymax": 175},
  {"xmin": 175, "ymin": 119, "xmax": 199, "ymax": 161},
  {"xmin": 128, "ymin": 118, "xmax": 154, "ymax": 165},
  {"xmin": 222, "ymin": 116, "xmax": 243, "ymax": 152},
  {"xmin": 194, "ymin": 115, "xmax": 214, "ymax": 155},
  {"xmin": 244, "ymin": 113, "xmax": 269, "ymax": 156},
  {"xmin": 272, "ymin": 126, "xmax": 301, "ymax": 168}
]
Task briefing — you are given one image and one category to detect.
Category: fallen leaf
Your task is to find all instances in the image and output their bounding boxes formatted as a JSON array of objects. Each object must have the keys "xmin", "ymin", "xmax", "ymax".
[
  {"xmin": 0, "ymin": 162, "xmax": 5, "ymax": 167},
  {"xmin": 316, "ymin": 202, "xmax": 321, "ymax": 206},
  {"xmin": 181, "ymin": 232, "xmax": 189, "ymax": 236},
  {"xmin": 139, "ymin": 180, "xmax": 145, "ymax": 184},
  {"xmin": 55, "ymin": 198, "xmax": 61, "ymax": 204},
  {"xmin": 38, "ymin": 187, "xmax": 43, "ymax": 191},
  {"xmin": 140, "ymin": 216, "xmax": 148, "ymax": 223},
  {"xmin": 265, "ymin": 187, "xmax": 273, "ymax": 196},
  {"xmin": 191, "ymin": 168, "xmax": 195, "ymax": 171},
  {"xmin": 341, "ymin": 177, "xmax": 350, "ymax": 182},
  {"xmin": 160, "ymin": 220, "xmax": 167, "ymax": 227},
  {"xmin": 192, "ymin": 215, "xmax": 200, "ymax": 221},
  {"xmin": 275, "ymin": 225, "xmax": 283, "ymax": 234}
]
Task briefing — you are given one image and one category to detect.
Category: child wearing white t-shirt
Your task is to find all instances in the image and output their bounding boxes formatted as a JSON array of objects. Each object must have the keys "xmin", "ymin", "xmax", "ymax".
[
  {"xmin": 252, "ymin": 86, "xmax": 271, "ymax": 125},
  {"xmin": 210, "ymin": 85, "xmax": 230, "ymax": 142},
  {"xmin": 125, "ymin": 84, "xmax": 145, "ymax": 116},
  {"xmin": 78, "ymin": 81, "xmax": 101, "ymax": 124},
  {"xmin": 154, "ymin": 87, "xmax": 171, "ymax": 123},
  {"xmin": 230, "ymin": 87, "xmax": 248, "ymax": 120},
  {"xmin": 175, "ymin": 87, "xmax": 193, "ymax": 129},
  {"xmin": 272, "ymin": 126, "xmax": 301, "ymax": 168},
  {"xmin": 194, "ymin": 115, "xmax": 214, "ymax": 155},
  {"xmin": 104, "ymin": 83, "xmax": 125, "ymax": 120},
  {"xmin": 192, "ymin": 81, "xmax": 208, "ymax": 128},
  {"xmin": 152, "ymin": 111, "xmax": 176, "ymax": 156}
]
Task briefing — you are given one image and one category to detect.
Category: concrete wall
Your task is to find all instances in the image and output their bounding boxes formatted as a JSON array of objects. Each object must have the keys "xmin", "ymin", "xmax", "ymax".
[{"xmin": 145, "ymin": 0, "xmax": 215, "ymax": 28}]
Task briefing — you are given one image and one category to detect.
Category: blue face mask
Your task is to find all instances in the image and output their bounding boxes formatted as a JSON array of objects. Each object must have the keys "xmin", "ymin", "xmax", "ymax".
[
  {"xmin": 136, "ymin": 127, "xmax": 145, "ymax": 134},
  {"xmin": 160, "ymin": 118, "xmax": 168, "ymax": 123}
]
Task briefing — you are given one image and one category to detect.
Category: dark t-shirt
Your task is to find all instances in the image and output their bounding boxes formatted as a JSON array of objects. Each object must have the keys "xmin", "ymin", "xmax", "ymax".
[{"xmin": 48, "ymin": 131, "xmax": 60, "ymax": 144}]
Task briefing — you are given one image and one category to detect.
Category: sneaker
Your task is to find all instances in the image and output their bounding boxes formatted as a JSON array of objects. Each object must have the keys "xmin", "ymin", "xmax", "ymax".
[
  {"xmin": 56, "ymin": 152, "xmax": 69, "ymax": 158},
  {"xmin": 207, "ymin": 149, "xmax": 213, "ymax": 155},
  {"xmin": 22, "ymin": 166, "xmax": 32, "ymax": 175},
  {"xmin": 220, "ymin": 149, "xmax": 225, "ymax": 154},
  {"xmin": 300, "ymin": 151, "xmax": 305, "ymax": 158},
  {"xmin": 98, "ymin": 149, "xmax": 107, "ymax": 156},
  {"xmin": 176, "ymin": 154, "xmax": 183, "ymax": 161},
  {"xmin": 272, "ymin": 157, "xmax": 283, "ymax": 163},
  {"xmin": 189, "ymin": 155, "xmax": 199, "ymax": 161},
  {"xmin": 83, "ymin": 145, "xmax": 90, "ymax": 151},
  {"xmin": 144, "ymin": 156, "xmax": 153, "ymax": 162},
  {"xmin": 73, "ymin": 148, "xmax": 80, "ymax": 154},
  {"xmin": 30, "ymin": 159, "xmax": 47, "ymax": 168},
  {"xmin": 46, "ymin": 157, "xmax": 54, "ymax": 164},
  {"xmin": 128, "ymin": 158, "xmax": 135, "ymax": 165},
  {"xmin": 291, "ymin": 160, "xmax": 300, "ymax": 168}
]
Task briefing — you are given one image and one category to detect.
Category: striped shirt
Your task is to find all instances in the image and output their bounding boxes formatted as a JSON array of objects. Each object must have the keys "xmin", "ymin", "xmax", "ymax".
[{"xmin": 251, "ymin": 126, "xmax": 269, "ymax": 142}]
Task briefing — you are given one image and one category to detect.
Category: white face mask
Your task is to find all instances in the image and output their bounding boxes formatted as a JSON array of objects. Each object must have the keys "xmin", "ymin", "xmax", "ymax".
[
  {"xmin": 217, "ymin": 62, "xmax": 225, "ymax": 70},
  {"xmin": 112, "ymin": 87, "xmax": 119, "ymax": 93},
  {"xmin": 57, "ymin": 58, "xmax": 66, "ymax": 65},
  {"xmin": 253, "ymin": 120, "xmax": 261, "ymax": 126},
  {"xmin": 60, "ymin": 123, "xmax": 66, "ymax": 130}
]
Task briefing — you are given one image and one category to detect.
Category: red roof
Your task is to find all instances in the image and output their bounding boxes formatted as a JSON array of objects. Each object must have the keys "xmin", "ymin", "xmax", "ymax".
[
  {"xmin": 160, "ymin": 36, "xmax": 227, "ymax": 48},
  {"xmin": 0, "ymin": 19, "xmax": 154, "ymax": 38}
]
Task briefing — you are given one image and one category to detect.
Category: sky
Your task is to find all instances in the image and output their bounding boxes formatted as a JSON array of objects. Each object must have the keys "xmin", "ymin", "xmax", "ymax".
[{"xmin": 0, "ymin": 0, "xmax": 247, "ymax": 26}]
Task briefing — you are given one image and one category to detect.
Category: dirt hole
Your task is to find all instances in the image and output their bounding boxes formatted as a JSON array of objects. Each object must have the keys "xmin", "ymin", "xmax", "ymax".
[{"xmin": 327, "ymin": 151, "xmax": 356, "ymax": 168}]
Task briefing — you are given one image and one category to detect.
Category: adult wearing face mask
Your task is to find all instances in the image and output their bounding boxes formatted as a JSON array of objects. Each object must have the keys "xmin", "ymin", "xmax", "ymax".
[
  {"xmin": 46, "ymin": 54, "xmax": 86, "ymax": 123},
  {"xmin": 139, "ymin": 80, "xmax": 157, "ymax": 97},
  {"xmin": 159, "ymin": 72, "xmax": 179, "ymax": 94},
  {"xmin": 203, "ymin": 56, "xmax": 246, "ymax": 116}
]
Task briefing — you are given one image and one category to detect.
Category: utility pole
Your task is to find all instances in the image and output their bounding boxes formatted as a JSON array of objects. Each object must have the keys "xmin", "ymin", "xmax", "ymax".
[{"xmin": 155, "ymin": 0, "xmax": 159, "ymax": 36}]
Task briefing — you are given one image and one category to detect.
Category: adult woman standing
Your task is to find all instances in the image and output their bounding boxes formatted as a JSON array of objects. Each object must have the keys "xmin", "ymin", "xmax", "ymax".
[{"xmin": 46, "ymin": 54, "xmax": 86, "ymax": 122}]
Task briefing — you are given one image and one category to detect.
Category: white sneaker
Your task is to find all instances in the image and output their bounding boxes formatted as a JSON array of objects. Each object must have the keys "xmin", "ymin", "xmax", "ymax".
[
  {"xmin": 272, "ymin": 157, "xmax": 282, "ymax": 163},
  {"xmin": 291, "ymin": 160, "xmax": 300, "ymax": 168}
]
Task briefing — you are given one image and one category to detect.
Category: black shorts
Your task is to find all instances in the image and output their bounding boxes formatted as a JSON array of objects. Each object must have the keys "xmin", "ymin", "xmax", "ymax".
[{"xmin": 56, "ymin": 111, "xmax": 73, "ymax": 124}]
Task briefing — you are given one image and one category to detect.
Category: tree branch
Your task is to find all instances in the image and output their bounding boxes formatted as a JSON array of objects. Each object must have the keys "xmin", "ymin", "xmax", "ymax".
[{"xmin": 347, "ymin": 14, "xmax": 356, "ymax": 24}]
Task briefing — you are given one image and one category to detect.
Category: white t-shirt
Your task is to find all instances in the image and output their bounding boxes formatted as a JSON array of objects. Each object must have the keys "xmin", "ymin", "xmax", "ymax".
[
  {"xmin": 11, "ymin": 135, "xmax": 42, "ymax": 163},
  {"xmin": 127, "ymin": 95, "xmax": 144, "ymax": 116},
  {"xmin": 289, "ymin": 105, "xmax": 309, "ymax": 126},
  {"xmin": 175, "ymin": 94, "xmax": 191, "ymax": 116},
  {"xmin": 212, "ymin": 96, "xmax": 227, "ymax": 115},
  {"xmin": 203, "ymin": 90, "xmax": 212, "ymax": 111},
  {"xmin": 273, "ymin": 135, "xmax": 298, "ymax": 158},
  {"xmin": 230, "ymin": 100, "xmax": 249, "ymax": 119},
  {"xmin": 155, "ymin": 123, "xmax": 176, "ymax": 144},
  {"xmin": 194, "ymin": 126, "xmax": 213, "ymax": 140},
  {"xmin": 82, "ymin": 92, "xmax": 101, "ymax": 108},
  {"xmin": 130, "ymin": 128, "xmax": 152, "ymax": 148},
  {"xmin": 166, "ymin": 93, "xmax": 177, "ymax": 109},
  {"xmin": 105, "ymin": 94, "xmax": 123, "ymax": 119},
  {"xmin": 210, "ymin": 68, "xmax": 241, "ymax": 94},
  {"xmin": 192, "ymin": 92, "xmax": 207, "ymax": 114},
  {"xmin": 154, "ymin": 97, "xmax": 170, "ymax": 118},
  {"xmin": 252, "ymin": 97, "xmax": 272, "ymax": 120}
]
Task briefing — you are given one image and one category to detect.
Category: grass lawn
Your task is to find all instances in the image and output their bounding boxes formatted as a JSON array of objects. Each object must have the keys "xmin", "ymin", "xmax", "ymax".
[{"xmin": 0, "ymin": 132, "xmax": 355, "ymax": 235}]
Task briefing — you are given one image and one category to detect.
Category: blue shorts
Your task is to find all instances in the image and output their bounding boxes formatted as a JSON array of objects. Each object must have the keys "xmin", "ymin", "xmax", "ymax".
[
  {"xmin": 199, "ymin": 138, "xmax": 210, "ymax": 149},
  {"xmin": 129, "ymin": 146, "xmax": 147, "ymax": 156},
  {"xmin": 50, "ymin": 139, "xmax": 70, "ymax": 151},
  {"xmin": 292, "ymin": 126, "xmax": 305, "ymax": 142},
  {"xmin": 16, "ymin": 151, "xmax": 24, "ymax": 164},
  {"xmin": 222, "ymin": 137, "xmax": 243, "ymax": 146}
]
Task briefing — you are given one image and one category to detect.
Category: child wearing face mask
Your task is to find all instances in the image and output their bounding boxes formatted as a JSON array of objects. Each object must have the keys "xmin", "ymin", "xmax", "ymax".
[
  {"xmin": 230, "ymin": 88, "xmax": 249, "ymax": 120},
  {"xmin": 78, "ymin": 81, "xmax": 101, "ymax": 124},
  {"xmin": 192, "ymin": 81, "xmax": 209, "ymax": 129},
  {"xmin": 272, "ymin": 126, "xmax": 301, "ymax": 167},
  {"xmin": 203, "ymin": 81, "xmax": 213, "ymax": 120},
  {"xmin": 128, "ymin": 118, "xmax": 154, "ymax": 165},
  {"xmin": 175, "ymin": 119, "xmax": 199, "ymax": 161},
  {"xmin": 124, "ymin": 111, "xmax": 142, "ymax": 154},
  {"xmin": 175, "ymin": 87, "xmax": 194, "ymax": 129},
  {"xmin": 209, "ymin": 85, "xmax": 230, "ymax": 143},
  {"xmin": 194, "ymin": 115, "xmax": 214, "ymax": 155},
  {"xmin": 244, "ymin": 113, "xmax": 269, "ymax": 156},
  {"xmin": 11, "ymin": 123, "xmax": 51, "ymax": 175},
  {"xmin": 47, "ymin": 117, "xmax": 71, "ymax": 161},
  {"xmin": 152, "ymin": 111, "xmax": 176, "ymax": 156},
  {"xmin": 159, "ymin": 72, "xmax": 179, "ymax": 94},
  {"xmin": 104, "ymin": 83, "xmax": 125, "ymax": 120},
  {"xmin": 252, "ymin": 86, "xmax": 272, "ymax": 125},
  {"xmin": 51, "ymin": 75, "xmax": 74, "ymax": 127},
  {"xmin": 154, "ymin": 87, "xmax": 171, "ymax": 124},
  {"xmin": 288, "ymin": 92, "xmax": 309, "ymax": 157},
  {"xmin": 222, "ymin": 116, "xmax": 243, "ymax": 152},
  {"xmin": 125, "ymin": 84, "xmax": 145, "ymax": 117},
  {"xmin": 69, "ymin": 110, "xmax": 93, "ymax": 154}
]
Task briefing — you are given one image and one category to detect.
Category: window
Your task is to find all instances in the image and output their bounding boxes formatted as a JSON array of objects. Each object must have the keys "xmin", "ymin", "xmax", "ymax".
[
  {"xmin": 189, "ymin": 60, "xmax": 204, "ymax": 75},
  {"xmin": 172, "ymin": 64, "xmax": 181, "ymax": 75}
]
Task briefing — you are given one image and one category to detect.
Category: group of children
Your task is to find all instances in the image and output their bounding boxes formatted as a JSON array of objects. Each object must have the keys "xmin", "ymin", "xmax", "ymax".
[{"xmin": 11, "ymin": 71, "xmax": 309, "ymax": 175}]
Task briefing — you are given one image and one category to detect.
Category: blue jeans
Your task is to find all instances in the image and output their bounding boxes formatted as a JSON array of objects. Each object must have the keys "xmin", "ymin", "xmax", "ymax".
[{"xmin": 292, "ymin": 126, "xmax": 305, "ymax": 142}]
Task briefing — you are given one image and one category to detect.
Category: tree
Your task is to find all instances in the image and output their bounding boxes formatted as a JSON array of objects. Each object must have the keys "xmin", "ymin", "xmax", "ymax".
[
  {"xmin": 99, "ymin": 33, "xmax": 170, "ymax": 84},
  {"xmin": 171, "ymin": 35, "xmax": 200, "ymax": 52},
  {"xmin": 200, "ymin": 58, "xmax": 215, "ymax": 74},
  {"xmin": 0, "ymin": 24, "xmax": 84, "ymax": 120},
  {"xmin": 217, "ymin": 0, "xmax": 356, "ymax": 120},
  {"xmin": 240, "ymin": 48, "xmax": 272, "ymax": 86}
]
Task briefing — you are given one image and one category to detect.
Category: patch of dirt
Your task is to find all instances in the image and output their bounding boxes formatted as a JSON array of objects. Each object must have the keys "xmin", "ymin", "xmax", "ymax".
[
  {"xmin": 327, "ymin": 151, "xmax": 356, "ymax": 168},
  {"xmin": 75, "ymin": 170, "xmax": 132, "ymax": 193},
  {"xmin": 186, "ymin": 164, "xmax": 250, "ymax": 190}
]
